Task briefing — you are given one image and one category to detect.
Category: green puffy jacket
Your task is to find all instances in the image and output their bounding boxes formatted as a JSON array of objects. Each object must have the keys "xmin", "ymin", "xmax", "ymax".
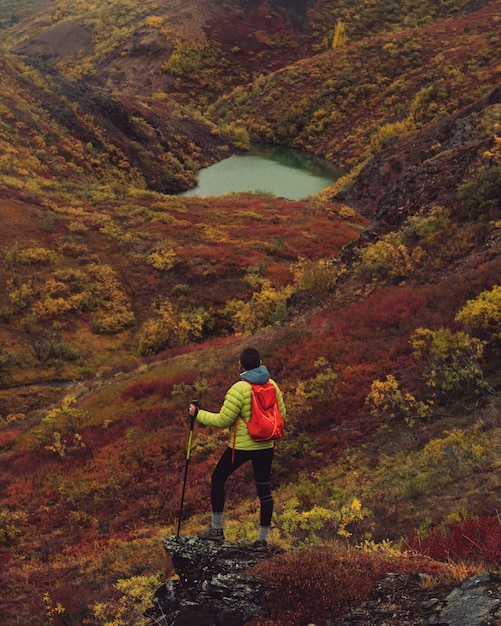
[{"xmin": 196, "ymin": 376, "xmax": 286, "ymax": 451}]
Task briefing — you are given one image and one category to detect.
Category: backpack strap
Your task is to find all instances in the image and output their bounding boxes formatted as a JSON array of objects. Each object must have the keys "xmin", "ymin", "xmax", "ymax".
[
  {"xmin": 231, "ymin": 381, "xmax": 252, "ymax": 463},
  {"xmin": 231, "ymin": 415, "xmax": 276, "ymax": 463},
  {"xmin": 232, "ymin": 419, "xmax": 238, "ymax": 463}
]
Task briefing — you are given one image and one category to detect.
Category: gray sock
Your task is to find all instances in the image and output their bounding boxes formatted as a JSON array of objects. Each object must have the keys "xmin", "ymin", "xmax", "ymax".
[
  {"xmin": 212, "ymin": 512, "xmax": 223, "ymax": 530},
  {"xmin": 257, "ymin": 526, "xmax": 270, "ymax": 542}
]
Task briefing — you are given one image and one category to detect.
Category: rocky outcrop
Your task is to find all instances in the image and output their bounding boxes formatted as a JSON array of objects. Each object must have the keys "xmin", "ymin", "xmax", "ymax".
[
  {"xmin": 335, "ymin": 571, "xmax": 501, "ymax": 626},
  {"xmin": 333, "ymin": 87, "xmax": 501, "ymax": 274},
  {"xmin": 145, "ymin": 537, "xmax": 501, "ymax": 626},
  {"xmin": 336, "ymin": 87, "xmax": 501, "ymax": 230},
  {"xmin": 429, "ymin": 572, "xmax": 501, "ymax": 626},
  {"xmin": 144, "ymin": 536, "xmax": 281, "ymax": 625}
]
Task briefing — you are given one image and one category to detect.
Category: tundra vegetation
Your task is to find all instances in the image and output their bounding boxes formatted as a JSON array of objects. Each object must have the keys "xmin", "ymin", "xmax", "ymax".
[{"xmin": 0, "ymin": 0, "xmax": 500, "ymax": 624}]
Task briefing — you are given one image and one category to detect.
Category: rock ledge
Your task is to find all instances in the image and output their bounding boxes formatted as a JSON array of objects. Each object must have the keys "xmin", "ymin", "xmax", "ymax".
[{"xmin": 144, "ymin": 535, "xmax": 278, "ymax": 625}]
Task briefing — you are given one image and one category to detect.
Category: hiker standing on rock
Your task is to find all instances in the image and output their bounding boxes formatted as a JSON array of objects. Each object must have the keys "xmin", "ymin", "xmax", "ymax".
[{"xmin": 189, "ymin": 347, "xmax": 286, "ymax": 550}]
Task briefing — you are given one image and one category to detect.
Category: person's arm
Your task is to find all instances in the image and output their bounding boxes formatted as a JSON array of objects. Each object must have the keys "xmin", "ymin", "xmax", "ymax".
[{"xmin": 196, "ymin": 382, "xmax": 246, "ymax": 428}]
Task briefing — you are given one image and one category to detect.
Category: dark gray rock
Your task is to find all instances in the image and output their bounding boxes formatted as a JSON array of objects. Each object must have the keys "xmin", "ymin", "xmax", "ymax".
[
  {"xmin": 429, "ymin": 572, "xmax": 501, "ymax": 626},
  {"xmin": 144, "ymin": 535, "xmax": 281, "ymax": 626}
]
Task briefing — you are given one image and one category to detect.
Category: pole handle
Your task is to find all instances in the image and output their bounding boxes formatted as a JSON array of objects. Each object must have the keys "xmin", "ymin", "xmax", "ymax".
[{"xmin": 190, "ymin": 399, "xmax": 199, "ymax": 427}]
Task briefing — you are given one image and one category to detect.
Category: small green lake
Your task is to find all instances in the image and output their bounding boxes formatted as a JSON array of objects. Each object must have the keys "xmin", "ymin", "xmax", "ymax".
[{"xmin": 180, "ymin": 146, "xmax": 343, "ymax": 200}]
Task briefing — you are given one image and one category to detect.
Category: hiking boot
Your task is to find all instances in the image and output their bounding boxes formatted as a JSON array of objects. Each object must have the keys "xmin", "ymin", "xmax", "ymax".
[
  {"xmin": 197, "ymin": 527, "xmax": 225, "ymax": 541},
  {"xmin": 251, "ymin": 539, "xmax": 268, "ymax": 551}
]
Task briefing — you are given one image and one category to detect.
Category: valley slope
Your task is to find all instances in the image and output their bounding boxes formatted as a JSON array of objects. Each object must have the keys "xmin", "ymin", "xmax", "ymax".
[{"xmin": 0, "ymin": 1, "xmax": 500, "ymax": 624}]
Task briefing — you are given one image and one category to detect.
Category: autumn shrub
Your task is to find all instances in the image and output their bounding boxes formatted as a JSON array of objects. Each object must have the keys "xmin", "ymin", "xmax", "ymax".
[
  {"xmin": 231, "ymin": 281, "xmax": 294, "ymax": 334},
  {"xmin": 35, "ymin": 338, "xmax": 80, "ymax": 365},
  {"xmin": 252, "ymin": 546, "xmax": 387, "ymax": 624},
  {"xmin": 356, "ymin": 233, "xmax": 425, "ymax": 284},
  {"xmin": 411, "ymin": 327, "xmax": 493, "ymax": 404},
  {"xmin": 366, "ymin": 374, "xmax": 433, "ymax": 427},
  {"xmin": 406, "ymin": 205, "xmax": 451, "ymax": 247},
  {"xmin": 366, "ymin": 322, "xmax": 495, "ymax": 428},
  {"xmin": 89, "ymin": 573, "xmax": 163, "ymax": 626},
  {"xmin": 25, "ymin": 399, "xmax": 87, "ymax": 452},
  {"xmin": 137, "ymin": 299, "xmax": 213, "ymax": 356},
  {"xmin": 422, "ymin": 428, "xmax": 484, "ymax": 478},
  {"xmin": 279, "ymin": 364, "xmax": 341, "ymax": 432},
  {"xmin": 277, "ymin": 495, "xmax": 370, "ymax": 546},
  {"xmin": 145, "ymin": 15, "xmax": 164, "ymax": 28},
  {"xmin": 121, "ymin": 379, "xmax": 161, "ymax": 402},
  {"xmin": 137, "ymin": 318, "xmax": 172, "ymax": 356},
  {"xmin": 455, "ymin": 285, "xmax": 501, "ymax": 348},
  {"xmin": 359, "ymin": 206, "xmax": 478, "ymax": 279},
  {"xmin": 45, "ymin": 431, "xmax": 86, "ymax": 459},
  {"xmin": 457, "ymin": 165, "xmax": 501, "ymax": 218},
  {"xmin": 86, "ymin": 264, "xmax": 135, "ymax": 334},
  {"xmin": 6, "ymin": 280, "xmax": 35, "ymax": 312},
  {"xmin": 230, "ymin": 124, "xmax": 251, "ymax": 150},
  {"xmin": 304, "ymin": 357, "xmax": 339, "ymax": 403},
  {"xmin": 163, "ymin": 40, "xmax": 204, "ymax": 77},
  {"xmin": 283, "ymin": 358, "xmax": 341, "ymax": 432},
  {"xmin": 6, "ymin": 244, "xmax": 58, "ymax": 267},
  {"xmin": 0, "ymin": 507, "xmax": 28, "ymax": 545},
  {"xmin": 146, "ymin": 247, "xmax": 177, "ymax": 271},
  {"xmin": 404, "ymin": 513, "xmax": 501, "ymax": 565},
  {"xmin": 371, "ymin": 119, "xmax": 411, "ymax": 151},
  {"xmin": 292, "ymin": 257, "xmax": 338, "ymax": 307}
]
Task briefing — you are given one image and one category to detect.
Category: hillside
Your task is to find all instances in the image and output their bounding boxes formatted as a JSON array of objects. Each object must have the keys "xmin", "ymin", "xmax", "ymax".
[
  {"xmin": 0, "ymin": 53, "xmax": 234, "ymax": 194},
  {"xmin": 2, "ymin": 0, "xmax": 490, "ymax": 108},
  {"xmin": 208, "ymin": 1, "xmax": 501, "ymax": 167},
  {"xmin": 0, "ymin": 0, "xmax": 500, "ymax": 624}
]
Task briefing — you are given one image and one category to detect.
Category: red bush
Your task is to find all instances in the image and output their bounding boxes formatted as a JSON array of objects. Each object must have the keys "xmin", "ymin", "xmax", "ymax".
[
  {"xmin": 404, "ymin": 514, "xmax": 501, "ymax": 565},
  {"xmin": 252, "ymin": 546, "xmax": 387, "ymax": 624},
  {"xmin": 121, "ymin": 379, "xmax": 160, "ymax": 401},
  {"xmin": 0, "ymin": 429, "xmax": 22, "ymax": 450},
  {"xmin": 121, "ymin": 371, "xmax": 196, "ymax": 401}
]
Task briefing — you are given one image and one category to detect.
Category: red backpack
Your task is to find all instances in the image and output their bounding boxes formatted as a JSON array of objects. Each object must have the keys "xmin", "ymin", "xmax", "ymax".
[
  {"xmin": 232, "ymin": 381, "xmax": 285, "ymax": 461},
  {"xmin": 246, "ymin": 381, "xmax": 284, "ymax": 441}
]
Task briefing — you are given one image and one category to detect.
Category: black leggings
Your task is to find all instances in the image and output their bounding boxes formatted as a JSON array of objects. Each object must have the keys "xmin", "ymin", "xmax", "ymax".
[{"xmin": 211, "ymin": 447, "xmax": 274, "ymax": 527}]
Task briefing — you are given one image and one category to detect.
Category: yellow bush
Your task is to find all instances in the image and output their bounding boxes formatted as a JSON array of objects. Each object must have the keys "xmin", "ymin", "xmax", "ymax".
[
  {"xmin": 293, "ymin": 257, "xmax": 337, "ymax": 306},
  {"xmin": 90, "ymin": 573, "xmax": 162, "ymax": 626},
  {"xmin": 233, "ymin": 281, "xmax": 293, "ymax": 334},
  {"xmin": 483, "ymin": 125, "xmax": 501, "ymax": 163},
  {"xmin": 16, "ymin": 246, "xmax": 58, "ymax": 265},
  {"xmin": 365, "ymin": 374, "xmax": 432, "ymax": 426},
  {"xmin": 146, "ymin": 248, "xmax": 176, "ymax": 271},
  {"xmin": 145, "ymin": 15, "xmax": 164, "ymax": 28},
  {"xmin": 0, "ymin": 508, "xmax": 28, "ymax": 545},
  {"xmin": 137, "ymin": 299, "xmax": 212, "ymax": 355},
  {"xmin": 423, "ymin": 429, "xmax": 484, "ymax": 477},
  {"xmin": 357, "ymin": 235, "xmax": 425, "ymax": 283},
  {"xmin": 411, "ymin": 327, "xmax": 492, "ymax": 402},
  {"xmin": 32, "ymin": 292, "xmax": 86, "ymax": 319},
  {"xmin": 277, "ymin": 496, "xmax": 369, "ymax": 544},
  {"xmin": 305, "ymin": 357, "xmax": 338, "ymax": 403},
  {"xmin": 45, "ymin": 432, "xmax": 85, "ymax": 458},
  {"xmin": 7, "ymin": 281, "xmax": 34, "ymax": 309},
  {"xmin": 87, "ymin": 264, "xmax": 134, "ymax": 334},
  {"xmin": 455, "ymin": 285, "xmax": 501, "ymax": 345}
]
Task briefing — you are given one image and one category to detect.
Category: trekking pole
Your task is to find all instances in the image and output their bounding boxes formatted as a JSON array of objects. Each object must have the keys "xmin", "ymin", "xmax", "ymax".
[{"xmin": 176, "ymin": 400, "xmax": 198, "ymax": 538}]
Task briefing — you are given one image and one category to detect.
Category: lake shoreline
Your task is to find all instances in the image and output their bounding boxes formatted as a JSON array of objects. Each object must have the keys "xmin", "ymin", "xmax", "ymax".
[{"xmin": 179, "ymin": 145, "xmax": 343, "ymax": 200}]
